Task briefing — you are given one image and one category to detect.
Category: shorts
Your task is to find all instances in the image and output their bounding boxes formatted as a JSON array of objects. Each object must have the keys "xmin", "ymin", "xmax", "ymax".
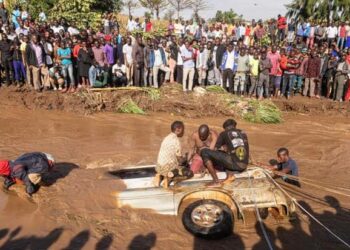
[
  {"xmin": 190, "ymin": 153, "xmax": 224, "ymax": 174},
  {"xmin": 200, "ymin": 148, "xmax": 247, "ymax": 172}
]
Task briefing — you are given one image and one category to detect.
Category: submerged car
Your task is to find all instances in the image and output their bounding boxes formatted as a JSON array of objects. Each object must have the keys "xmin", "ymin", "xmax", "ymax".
[{"xmin": 113, "ymin": 166, "xmax": 295, "ymax": 238}]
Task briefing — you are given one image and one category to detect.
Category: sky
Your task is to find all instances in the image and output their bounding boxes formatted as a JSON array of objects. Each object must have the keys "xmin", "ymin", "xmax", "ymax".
[{"xmin": 122, "ymin": 0, "xmax": 291, "ymax": 21}]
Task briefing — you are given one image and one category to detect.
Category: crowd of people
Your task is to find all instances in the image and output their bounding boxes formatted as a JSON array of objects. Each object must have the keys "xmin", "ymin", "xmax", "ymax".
[{"xmin": 0, "ymin": 3, "xmax": 350, "ymax": 101}]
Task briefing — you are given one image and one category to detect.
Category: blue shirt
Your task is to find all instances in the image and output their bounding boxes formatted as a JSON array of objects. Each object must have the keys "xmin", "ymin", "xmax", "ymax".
[
  {"xmin": 278, "ymin": 158, "xmax": 299, "ymax": 177},
  {"xmin": 57, "ymin": 48, "xmax": 72, "ymax": 65}
]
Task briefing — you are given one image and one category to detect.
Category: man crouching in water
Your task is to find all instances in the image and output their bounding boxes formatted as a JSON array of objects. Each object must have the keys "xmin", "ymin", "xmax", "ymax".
[
  {"xmin": 188, "ymin": 124, "xmax": 218, "ymax": 174},
  {"xmin": 154, "ymin": 121, "xmax": 193, "ymax": 188},
  {"xmin": 201, "ymin": 119, "xmax": 249, "ymax": 187},
  {"xmin": 0, "ymin": 152, "xmax": 55, "ymax": 196}
]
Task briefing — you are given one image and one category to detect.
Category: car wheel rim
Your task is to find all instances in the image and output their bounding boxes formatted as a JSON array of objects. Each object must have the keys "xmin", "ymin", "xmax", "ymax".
[{"xmin": 191, "ymin": 204, "xmax": 224, "ymax": 228}]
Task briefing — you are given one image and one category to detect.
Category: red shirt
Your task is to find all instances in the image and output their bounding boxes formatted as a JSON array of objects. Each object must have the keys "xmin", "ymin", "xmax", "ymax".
[
  {"xmin": 277, "ymin": 16, "xmax": 287, "ymax": 30},
  {"xmin": 0, "ymin": 160, "xmax": 10, "ymax": 176},
  {"xmin": 146, "ymin": 22, "xmax": 152, "ymax": 32},
  {"xmin": 340, "ymin": 26, "xmax": 346, "ymax": 38}
]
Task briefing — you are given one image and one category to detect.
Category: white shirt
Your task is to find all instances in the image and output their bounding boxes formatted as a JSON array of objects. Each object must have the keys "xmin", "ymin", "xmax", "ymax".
[
  {"xmin": 327, "ymin": 26, "xmax": 338, "ymax": 38},
  {"xmin": 127, "ymin": 20, "xmax": 136, "ymax": 32},
  {"xmin": 68, "ymin": 27, "xmax": 79, "ymax": 36},
  {"xmin": 51, "ymin": 25, "xmax": 64, "ymax": 34},
  {"xmin": 177, "ymin": 44, "xmax": 185, "ymax": 65},
  {"xmin": 154, "ymin": 49, "xmax": 163, "ymax": 67},
  {"xmin": 15, "ymin": 27, "xmax": 28, "ymax": 36},
  {"xmin": 112, "ymin": 64, "xmax": 126, "ymax": 77},
  {"xmin": 174, "ymin": 23, "xmax": 182, "ymax": 35},
  {"xmin": 39, "ymin": 12, "xmax": 46, "ymax": 22},
  {"xmin": 122, "ymin": 44, "xmax": 133, "ymax": 64},
  {"xmin": 181, "ymin": 46, "xmax": 195, "ymax": 69},
  {"xmin": 225, "ymin": 51, "xmax": 236, "ymax": 70}
]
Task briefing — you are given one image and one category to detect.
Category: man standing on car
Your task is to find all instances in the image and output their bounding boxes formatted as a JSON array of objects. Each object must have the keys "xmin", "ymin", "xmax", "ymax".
[{"xmin": 201, "ymin": 119, "xmax": 249, "ymax": 187}]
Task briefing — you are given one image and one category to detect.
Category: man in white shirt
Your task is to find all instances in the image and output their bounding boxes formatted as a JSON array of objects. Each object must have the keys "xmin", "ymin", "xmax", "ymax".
[
  {"xmin": 68, "ymin": 23, "xmax": 80, "ymax": 36},
  {"xmin": 327, "ymin": 23, "xmax": 338, "ymax": 46},
  {"xmin": 181, "ymin": 40, "xmax": 195, "ymax": 92},
  {"xmin": 127, "ymin": 16, "xmax": 136, "ymax": 32},
  {"xmin": 123, "ymin": 37, "xmax": 134, "ymax": 85},
  {"xmin": 196, "ymin": 44, "xmax": 209, "ymax": 86},
  {"xmin": 174, "ymin": 19, "xmax": 182, "ymax": 36},
  {"xmin": 152, "ymin": 40, "xmax": 170, "ymax": 88},
  {"xmin": 15, "ymin": 21, "xmax": 28, "ymax": 36},
  {"xmin": 112, "ymin": 59, "xmax": 127, "ymax": 86},
  {"xmin": 51, "ymin": 20, "xmax": 64, "ymax": 34},
  {"xmin": 221, "ymin": 44, "xmax": 237, "ymax": 93}
]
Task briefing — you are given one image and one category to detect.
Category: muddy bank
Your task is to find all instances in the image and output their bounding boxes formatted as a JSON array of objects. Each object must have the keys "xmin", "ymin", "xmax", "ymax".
[
  {"xmin": 0, "ymin": 103, "xmax": 350, "ymax": 249},
  {"xmin": 2, "ymin": 85, "xmax": 349, "ymax": 119}
]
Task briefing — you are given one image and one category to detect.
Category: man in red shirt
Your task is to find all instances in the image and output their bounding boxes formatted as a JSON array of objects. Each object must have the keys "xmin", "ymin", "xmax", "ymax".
[{"xmin": 277, "ymin": 14, "xmax": 287, "ymax": 42}]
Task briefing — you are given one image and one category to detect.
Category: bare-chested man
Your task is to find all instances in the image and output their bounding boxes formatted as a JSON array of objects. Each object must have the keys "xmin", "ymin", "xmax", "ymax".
[{"xmin": 188, "ymin": 124, "xmax": 218, "ymax": 174}]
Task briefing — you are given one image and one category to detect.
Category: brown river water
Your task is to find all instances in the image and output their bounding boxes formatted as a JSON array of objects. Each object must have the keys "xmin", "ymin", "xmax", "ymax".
[{"xmin": 0, "ymin": 105, "xmax": 350, "ymax": 250}]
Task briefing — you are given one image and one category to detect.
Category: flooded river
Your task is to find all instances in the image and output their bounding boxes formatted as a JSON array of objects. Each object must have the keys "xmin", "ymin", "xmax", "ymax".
[{"xmin": 0, "ymin": 106, "xmax": 350, "ymax": 249}]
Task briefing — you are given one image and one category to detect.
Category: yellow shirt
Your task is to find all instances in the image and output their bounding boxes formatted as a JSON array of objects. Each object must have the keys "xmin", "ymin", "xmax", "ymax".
[
  {"xmin": 20, "ymin": 42, "xmax": 27, "ymax": 52},
  {"xmin": 249, "ymin": 58, "xmax": 259, "ymax": 76}
]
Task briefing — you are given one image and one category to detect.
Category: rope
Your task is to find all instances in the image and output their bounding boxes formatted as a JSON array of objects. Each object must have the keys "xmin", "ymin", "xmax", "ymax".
[
  {"xmin": 248, "ymin": 163, "xmax": 350, "ymax": 197},
  {"xmin": 260, "ymin": 168, "xmax": 350, "ymax": 249},
  {"xmin": 247, "ymin": 170, "xmax": 274, "ymax": 250}
]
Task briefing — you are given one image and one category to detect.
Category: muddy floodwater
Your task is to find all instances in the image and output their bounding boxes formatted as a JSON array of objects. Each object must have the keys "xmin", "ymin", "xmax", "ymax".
[{"xmin": 0, "ymin": 105, "xmax": 350, "ymax": 250}]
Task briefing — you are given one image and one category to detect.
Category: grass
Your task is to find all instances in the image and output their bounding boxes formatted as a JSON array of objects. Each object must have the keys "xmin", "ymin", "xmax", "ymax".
[
  {"xmin": 243, "ymin": 99, "xmax": 282, "ymax": 124},
  {"xmin": 206, "ymin": 85, "xmax": 227, "ymax": 93},
  {"xmin": 117, "ymin": 99, "xmax": 145, "ymax": 115}
]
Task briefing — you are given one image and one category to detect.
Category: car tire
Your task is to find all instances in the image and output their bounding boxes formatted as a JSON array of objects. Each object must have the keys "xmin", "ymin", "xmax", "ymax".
[{"xmin": 181, "ymin": 199, "xmax": 234, "ymax": 239}]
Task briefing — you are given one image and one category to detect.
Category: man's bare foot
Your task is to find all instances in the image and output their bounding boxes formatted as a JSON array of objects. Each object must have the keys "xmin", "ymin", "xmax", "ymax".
[
  {"xmin": 223, "ymin": 174, "xmax": 235, "ymax": 185},
  {"xmin": 206, "ymin": 181, "xmax": 222, "ymax": 187},
  {"xmin": 161, "ymin": 177, "xmax": 170, "ymax": 188},
  {"xmin": 153, "ymin": 174, "xmax": 163, "ymax": 187}
]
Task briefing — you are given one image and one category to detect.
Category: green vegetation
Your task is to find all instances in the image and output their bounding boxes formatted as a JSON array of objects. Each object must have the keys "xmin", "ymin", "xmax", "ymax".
[
  {"xmin": 286, "ymin": 0, "xmax": 350, "ymax": 23},
  {"xmin": 118, "ymin": 99, "xmax": 145, "ymax": 114},
  {"xmin": 206, "ymin": 85, "xmax": 227, "ymax": 93},
  {"xmin": 213, "ymin": 9, "xmax": 243, "ymax": 23},
  {"xmin": 6, "ymin": 0, "xmax": 123, "ymax": 27},
  {"xmin": 243, "ymin": 99, "xmax": 282, "ymax": 124}
]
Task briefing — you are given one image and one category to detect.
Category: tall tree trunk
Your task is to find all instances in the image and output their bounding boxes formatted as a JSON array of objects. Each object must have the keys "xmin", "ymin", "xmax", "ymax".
[{"xmin": 156, "ymin": 8, "xmax": 160, "ymax": 20}]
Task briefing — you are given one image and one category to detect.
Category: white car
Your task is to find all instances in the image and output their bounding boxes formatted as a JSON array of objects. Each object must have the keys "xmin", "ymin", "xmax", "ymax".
[{"xmin": 114, "ymin": 166, "xmax": 295, "ymax": 238}]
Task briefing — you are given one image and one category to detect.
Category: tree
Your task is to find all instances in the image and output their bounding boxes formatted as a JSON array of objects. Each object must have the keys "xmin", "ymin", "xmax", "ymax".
[
  {"xmin": 92, "ymin": 0, "xmax": 123, "ymax": 12},
  {"xmin": 214, "ymin": 9, "xmax": 239, "ymax": 23},
  {"xmin": 50, "ymin": 0, "xmax": 101, "ymax": 27},
  {"xmin": 168, "ymin": 0, "xmax": 193, "ymax": 19},
  {"xmin": 163, "ymin": 9, "xmax": 176, "ymax": 20},
  {"xmin": 191, "ymin": 0, "xmax": 209, "ymax": 16},
  {"xmin": 139, "ymin": 0, "xmax": 168, "ymax": 19},
  {"xmin": 124, "ymin": 0, "xmax": 139, "ymax": 16},
  {"xmin": 286, "ymin": 0, "xmax": 350, "ymax": 24}
]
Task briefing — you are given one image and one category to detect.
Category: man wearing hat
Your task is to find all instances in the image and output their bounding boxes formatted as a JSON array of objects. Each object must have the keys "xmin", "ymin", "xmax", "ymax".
[{"xmin": 0, "ymin": 152, "xmax": 55, "ymax": 195}]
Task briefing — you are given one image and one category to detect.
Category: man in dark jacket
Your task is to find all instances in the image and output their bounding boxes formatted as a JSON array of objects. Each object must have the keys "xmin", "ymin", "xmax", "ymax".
[
  {"xmin": 0, "ymin": 34, "xmax": 14, "ymax": 86},
  {"xmin": 25, "ymin": 34, "xmax": 46, "ymax": 91},
  {"xmin": 132, "ymin": 35, "xmax": 145, "ymax": 86},
  {"xmin": 0, "ymin": 152, "xmax": 55, "ymax": 195}
]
